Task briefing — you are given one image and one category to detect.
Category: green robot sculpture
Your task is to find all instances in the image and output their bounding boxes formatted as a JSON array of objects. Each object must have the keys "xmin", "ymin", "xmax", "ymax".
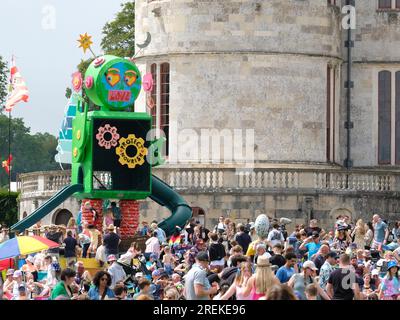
[{"xmin": 12, "ymin": 55, "xmax": 192, "ymax": 236}]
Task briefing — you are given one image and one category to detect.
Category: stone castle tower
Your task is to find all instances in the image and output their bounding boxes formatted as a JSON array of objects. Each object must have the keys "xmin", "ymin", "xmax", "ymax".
[{"xmin": 18, "ymin": 0, "xmax": 400, "ymax": 231}]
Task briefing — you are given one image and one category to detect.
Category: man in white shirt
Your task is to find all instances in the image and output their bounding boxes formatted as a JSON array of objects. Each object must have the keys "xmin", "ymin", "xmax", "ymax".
[
  {"xmin": 266, "ymin": 222, "xmax": 284, "ymax": 250},
  {"xmin": 145, "ymin": 231, "xmax": 160, "ymax": 259},
  {"xmin": 107, "ymin": 255, "xmax": 126, "ymax": 289}
]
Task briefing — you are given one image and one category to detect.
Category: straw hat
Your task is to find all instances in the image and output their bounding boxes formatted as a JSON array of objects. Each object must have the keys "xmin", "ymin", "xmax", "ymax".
[
  {"xmin": 256, "ymin": 255, "xmax": 271, "ymax": 267},
  {"xmin": 107, "ymin": 224, "xmax": 115, "ymax": 231}
]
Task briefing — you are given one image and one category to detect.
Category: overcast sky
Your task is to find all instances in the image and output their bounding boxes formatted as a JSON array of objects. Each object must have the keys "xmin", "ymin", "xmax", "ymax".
[{"xmin": 0, "ymin": 0, "xmax": 128, "ymax": 135}]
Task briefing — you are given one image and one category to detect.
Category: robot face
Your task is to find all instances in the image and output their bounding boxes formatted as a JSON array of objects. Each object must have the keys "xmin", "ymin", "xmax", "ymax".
[{"xmin": 85, "ymin": 56, "xmax": 142, "ymax": 111}]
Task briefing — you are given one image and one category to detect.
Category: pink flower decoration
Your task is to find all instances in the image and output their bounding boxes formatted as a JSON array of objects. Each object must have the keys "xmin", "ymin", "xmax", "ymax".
[
  {"xmin": 143, "ymin": 73, "xmax": 154, "ymax": 92},
  {"xmin": 85, "ymin": 76, "xmax": 94, "ymax": 89},
  {"xmin": 94, "ymin": 57, "xmax": 105, "ymax": 68},
  {"xmin": 96, "ymin": 124, "xmax": 120, "ymax": 149}
]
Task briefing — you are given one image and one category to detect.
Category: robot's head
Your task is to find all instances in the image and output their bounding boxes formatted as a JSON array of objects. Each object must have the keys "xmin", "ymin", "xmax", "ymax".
[{"xmin": 84, "ymin": 55, "xmax": 141, "ymax": 111}]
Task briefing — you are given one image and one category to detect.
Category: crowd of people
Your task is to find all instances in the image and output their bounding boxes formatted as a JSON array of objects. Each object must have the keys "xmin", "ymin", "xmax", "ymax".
[{"xmin": 1, "ymin": 205, "xmax": 400, "ymax": 300}]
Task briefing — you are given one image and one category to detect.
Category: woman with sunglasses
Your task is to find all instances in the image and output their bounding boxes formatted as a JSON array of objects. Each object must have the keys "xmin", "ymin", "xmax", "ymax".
[{"xmin": 88, "ymin": 271, "xmax": 115, "ymax": 300}]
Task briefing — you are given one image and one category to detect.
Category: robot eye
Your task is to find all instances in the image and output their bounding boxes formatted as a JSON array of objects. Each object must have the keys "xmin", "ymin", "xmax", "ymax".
[
  {"xmin": 106, "ymin": 68, "xmax": 121, "ymax": 87},
  {"xmin": 124, "ymin": 70, "xmax": 137, "ymax": 87}
]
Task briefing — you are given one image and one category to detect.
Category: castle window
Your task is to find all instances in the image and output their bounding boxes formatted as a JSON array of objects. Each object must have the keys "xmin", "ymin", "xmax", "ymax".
[
  {"xmin": 378, "ymin": 0, "xmax": 400, "ymax": 9},
  {"xmin": 149, "ymin": 62, "xmax": 170, "ymax": 156},
  {"xmin": 396, "ymin": 72, "xmax": 400, "ymax": 164},
  {"xmin": 326, "ymin": 65, "xmax": 337, "ymax": 163},
  {"xmin": 378, "ymin": 71, "xmax": 392, "ymax": 164},
  {"xmin": 150, "ymin": 63, "xmax": 157, "ymax": 130},
  {"xmin": 379, "ymin": 0, "xmax": 392, "ymax": 8}
]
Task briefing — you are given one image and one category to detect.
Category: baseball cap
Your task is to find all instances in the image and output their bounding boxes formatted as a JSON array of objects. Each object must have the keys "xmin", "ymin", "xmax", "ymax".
[
  {"xmin": 196, "ymin": 251, "xmax": 209, "ymax": 262},
  {"xmin": 13, "ymin": 270, "xmax": 22, "ymax": 278},
  {"xmin": 303, "ymin": 260, "xmax": 318, "ymax": 271},
  {"xmin": 371, "ymin": 269, "xmax": 380, "ymax": 276},
  {"xmin": 312, "ymin": 231, "xmax": 320, "ymax": 238},
  {"xmin": 26, "ymin": 255, "xmax": 35, "ymax": 263},
  {"xmin": 327, "ymin": 251, "xmax": 338, "ymax": 259},
  {"xmin": 159, "ymin": 271, "xmax": 169, "ymax": 279},
  {"xmin": 107, "ymin": 255, "xmax": 117, "ymax": 262},
  {"xmin": 249, "ymin": 222, "xmax": 255, "ymax": 230},
  {"xmin": 135, "ymin": 272, "xmax": 144, "ymax": 278}
]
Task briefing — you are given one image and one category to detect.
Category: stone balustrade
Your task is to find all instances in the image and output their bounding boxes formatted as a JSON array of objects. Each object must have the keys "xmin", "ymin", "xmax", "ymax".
[{"xmin": 17, "ymin": 166, "xmax": 400, "ymax": 198}]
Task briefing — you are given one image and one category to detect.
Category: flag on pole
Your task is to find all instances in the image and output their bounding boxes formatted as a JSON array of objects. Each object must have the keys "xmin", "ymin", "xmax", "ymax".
[
  {"xmin": 2, "ymin": 155, "xmax": 12, "ymax": 175},
  {"xmin": 5, "ymin": 57, "xmax": 29, "ymax": 112}
]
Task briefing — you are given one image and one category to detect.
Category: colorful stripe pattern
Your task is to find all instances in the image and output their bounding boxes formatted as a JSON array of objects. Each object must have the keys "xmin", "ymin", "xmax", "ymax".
[{"xmin": 0, "ymin": 236, "xmax": 59, "ymax": 260}]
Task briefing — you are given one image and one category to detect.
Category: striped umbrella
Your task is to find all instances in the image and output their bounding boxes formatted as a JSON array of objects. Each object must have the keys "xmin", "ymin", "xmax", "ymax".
[{"xmin": 0, "ymin": 236, "xmax": 60, "ymax": 260}]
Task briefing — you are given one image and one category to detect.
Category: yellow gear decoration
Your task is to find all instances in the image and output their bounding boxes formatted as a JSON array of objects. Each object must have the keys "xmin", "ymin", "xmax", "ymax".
[{"xmin": 116, "ymin": 134, "xmax": 148, "ymax": 169}]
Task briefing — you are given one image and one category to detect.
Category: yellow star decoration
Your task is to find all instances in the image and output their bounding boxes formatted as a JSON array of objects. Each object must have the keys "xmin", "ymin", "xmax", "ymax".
[{"xmin": 77, "ymin": 33, "xmax": 93, "ymax": 54}]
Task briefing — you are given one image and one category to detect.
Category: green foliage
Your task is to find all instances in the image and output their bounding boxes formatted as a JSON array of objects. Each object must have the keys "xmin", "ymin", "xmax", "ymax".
[
  {"xmin": 65, "ymin": 87, "xmax": 72, "ymax": 99},
  {"xmin": 0, "ymin": 56, "xmax": 8, "ymax": 108},
  {"xmin": 0, "ymin": 115, "xmax": 59, "ymax": 187},
  {"xmin": 0, "ymin": 190, "xmax": 19, "ymax": 227},
  {"xmin": 101, "ymin": 1, "xmax": 135, "ymax": 58}
]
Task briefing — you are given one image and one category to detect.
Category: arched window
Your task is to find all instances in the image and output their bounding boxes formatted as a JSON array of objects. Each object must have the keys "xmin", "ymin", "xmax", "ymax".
[{"xmin": 378, "ymin": 70, "xmax": 392, "ymax": 164}]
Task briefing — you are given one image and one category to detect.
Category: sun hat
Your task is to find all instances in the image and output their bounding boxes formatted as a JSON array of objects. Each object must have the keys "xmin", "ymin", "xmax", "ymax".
[
  {"xmin": 303, "ymin": 260, "xmax": 318, "ymax": 271},
  {"xmin": 107, "ymin": 224, "xmax": 115, "ymax": 231},
  {"xmin": 6, "ymin": 269, "xmax": 15, "ymax": 276},
  {"xmin": 387, "ymin": 261, "xmax": 398, "ymax": 270},
  {"xmin": 256, "ymin": 255, "xmax": 271, "ymax": 267},
  {"xmin": 26, "ymin": 255, "xmax": 35, "ymax": 263},
  {"xmin": 13, "ymin": 270, "xmax": 22, "ymax": 278}
]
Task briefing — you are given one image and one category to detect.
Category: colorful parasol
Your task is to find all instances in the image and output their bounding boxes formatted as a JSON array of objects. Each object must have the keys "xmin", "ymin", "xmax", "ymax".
[{"xmin": 0, "ymin": 236, "xmax": 60, "ymax": 260}]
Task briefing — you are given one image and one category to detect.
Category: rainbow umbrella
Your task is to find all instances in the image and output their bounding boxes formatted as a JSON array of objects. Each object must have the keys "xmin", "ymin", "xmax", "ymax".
[{"xmin": 0, "ymin": 236, "xmax": 60, "ymax": 260}]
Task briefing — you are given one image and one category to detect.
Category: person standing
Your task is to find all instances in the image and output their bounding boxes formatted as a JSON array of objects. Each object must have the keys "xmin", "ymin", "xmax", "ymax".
[
  {"xmin": 372, "ymin": 214, "xmax": 389, "ymax": 251},
  {"xmin": 88, "ymin": 271, "xmax": 115, "ymax": 300},
  {"xmin": 63, "ymin": 231, "xmax": 79, "ymax": 268},
  {"xmin": 365, "ymin": 221, "xmax": 374, "ymax": 250},
  {"xmin": 151, "ymin": 222, "xmax": 167, "ymax": 244},
  {"xmin": 319, "ymin": 251, "xmax": 338, "ymax": 290},
  {"xmin": 326, "ymin": 253, "xmax": 361, "ymax": 300},
  {"xmin": 184, "ymin": 252, "xmax": 218, "ymax": 300},
  {"xmin": 145, "ymin": 231, "xmax": 161, "ymax": 259},
  {"xmin": 351, "ymin": 219, "xmax": 366, "ymax": 250},
  {"xmin": 379, "ymin": 261, "xmax": 400, "ymax": 300},
  {"xmin": 299, "ymin": 231, "xmax": 321, "ymax": 261},
  {"xmin": 50, "ymin": 268, "xmax": 77, "ymax": 300},
  {"xmin": 106, "ymin": 255, "xmax": 126, "ymax": 290},
  {"xmin": 276, "ymin": 253, "xmax": 297, "ymax": 284},
  {"xmin": 103, "ymin": 224, "xmax": 121, "ymax": 257},
  {"xmin": 312, "ymin": 244, "xmax": 330, "ymax": 274},
  {"xmin": 110, "ymin": 202, "xmax": 122, "ymax": 231},
  {"xmin": 266, "ymin": 223, "xmax": 284, "ymax": 250},
  {"xmin": 234, "ymin": 224, "xmax": 252, "ymax": 254},
  {"xmin": 208, "ymin": 233, "xmax": 226, "ymax": 273}
]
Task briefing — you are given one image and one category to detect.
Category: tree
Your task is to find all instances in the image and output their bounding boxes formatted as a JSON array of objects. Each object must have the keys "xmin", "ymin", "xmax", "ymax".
[
  {"xmin": 101, "ymin": 1, "xmax": 135, "ymax": 58},
  {"xmin": 0, "ymin": 56, "xmax": 8, "ymax": 108},
  {"xmin": 0, "ymin": 115, "xmax": 59, "ymax": 187}
]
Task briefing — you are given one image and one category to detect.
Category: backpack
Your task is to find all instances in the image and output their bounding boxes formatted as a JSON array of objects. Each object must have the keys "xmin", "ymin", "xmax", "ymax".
[{"xmin": 271, "ymin": 230, "xmax": 282, "ymax": 241}]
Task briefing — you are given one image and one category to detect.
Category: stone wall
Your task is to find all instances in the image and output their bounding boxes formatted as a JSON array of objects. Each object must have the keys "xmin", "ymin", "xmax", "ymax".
[{"xmin": 135, "ymin": 0, "xmax": 342, "ymax": 163}]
